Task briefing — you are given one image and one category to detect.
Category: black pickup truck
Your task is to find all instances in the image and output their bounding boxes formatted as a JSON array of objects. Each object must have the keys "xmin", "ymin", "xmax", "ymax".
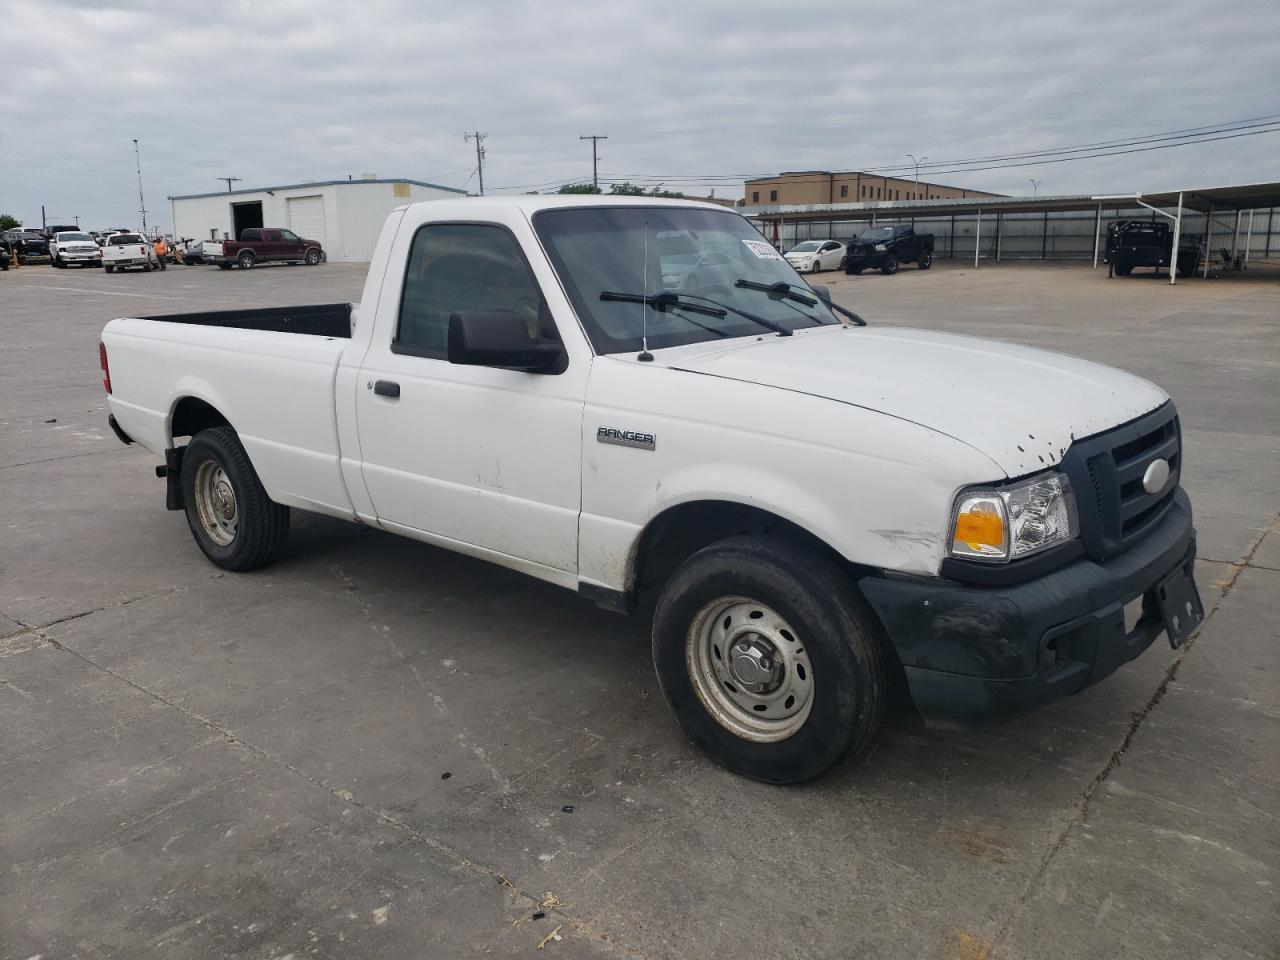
[
  {"xmin": 844, "ymin": 224, "xmax": 934, "ymax": 275},
  {"xmin": 1105, "ymin": 221, "xmax": 1202, "ymax": 278}
]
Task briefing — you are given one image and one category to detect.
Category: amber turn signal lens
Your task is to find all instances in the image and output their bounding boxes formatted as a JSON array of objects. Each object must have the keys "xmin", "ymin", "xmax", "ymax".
[{"xmin": 955, "ymin": 510, "xmax": 1004, "ymax": 547}]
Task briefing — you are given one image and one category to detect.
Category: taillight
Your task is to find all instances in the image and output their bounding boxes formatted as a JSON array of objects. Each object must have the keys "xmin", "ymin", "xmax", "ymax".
[{"xmin": 99, "ymin": 341, "xmax": 112, "ymax": 394}]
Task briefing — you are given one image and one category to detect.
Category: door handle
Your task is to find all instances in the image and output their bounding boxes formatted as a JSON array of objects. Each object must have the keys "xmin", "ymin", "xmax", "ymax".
[{"xmin": 373, "ymin": 380, "xmax": 401, "ymax": 399}]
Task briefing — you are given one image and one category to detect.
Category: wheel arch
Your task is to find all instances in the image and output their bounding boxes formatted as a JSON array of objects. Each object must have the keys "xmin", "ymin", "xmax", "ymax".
[
  {"xmin": 169, "ymin": 394, "xmax": 234, "ymax": 444},
  {"xmin": 627, "ymin": 498, "xmax": 873, "ymax": 602}
]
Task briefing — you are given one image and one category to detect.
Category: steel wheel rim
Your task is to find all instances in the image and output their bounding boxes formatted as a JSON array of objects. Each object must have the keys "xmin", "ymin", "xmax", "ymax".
[
  {"xmin": 194, "ymin": 459, "xmax": 238, "ymax": 546},
  {"xmin": 686, "ymin": 596, "xmax": 814, "ymax": 743}
]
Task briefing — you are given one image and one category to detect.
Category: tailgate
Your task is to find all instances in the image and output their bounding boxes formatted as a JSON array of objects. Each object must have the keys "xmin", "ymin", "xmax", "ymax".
[{"xmin": 204, "ymin": 241, "xmax": 225, "ymax": 257}]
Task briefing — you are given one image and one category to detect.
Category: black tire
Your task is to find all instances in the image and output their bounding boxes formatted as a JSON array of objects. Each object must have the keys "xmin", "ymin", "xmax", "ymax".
[
  {"xmin": 238, "ymin": 251, "xmax": 255, "ymax": 269},
  {"xmin": 847, "ymin": 265, "xmax": 863, "ymax": 276},
  {"xmin": 218, "ymin": 263, "xmax": 232, "ymax": 270},
  {"xmin": 880, "ymin": 255, "xmax": 899, "ymax": 275},
  {"xmin": 143, "ymin": 259, "xmax": 153, "ymax": 272},
  {"xmin": 652, "ymin": 536, "xmax": 888, "ymax": 784},
  {"xmin": 104, "ymin": 264, "xmax": 115, "ymax": 273},
  {"xmin": 53, "ymin": 255, "xmax": 65, "ymax": 269},
  {"xmin": 918, "ymin": 250, "xmax": 933, "ymax": 269},
  {"xmin": 1114, "ymin": 262, "xmax": 1132, "ymax": 276},
  {"xmin": 180, "ymin": 426, "xmax": 289, "ymax": 572},
  {"xmin": 304, "ymin": 248, "xmax": 320, "ymax": 266}
]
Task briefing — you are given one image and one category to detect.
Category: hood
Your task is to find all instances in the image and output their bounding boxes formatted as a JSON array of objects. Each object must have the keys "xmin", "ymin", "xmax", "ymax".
[{"xmin": 665, "ymin": 326, "xmax": 1167, "ymax": 478}]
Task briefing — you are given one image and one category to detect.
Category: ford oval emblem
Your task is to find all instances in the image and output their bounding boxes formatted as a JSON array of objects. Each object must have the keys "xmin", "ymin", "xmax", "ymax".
[{"xmin": 1142, "ymin": 458, "xmax": 1170, "ymax": 494}]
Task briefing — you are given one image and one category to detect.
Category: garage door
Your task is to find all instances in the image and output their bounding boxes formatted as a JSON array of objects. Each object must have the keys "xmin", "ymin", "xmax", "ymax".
[{"xmin": 286, "ymin": 195, "xmax": 327, "ymax": 248}]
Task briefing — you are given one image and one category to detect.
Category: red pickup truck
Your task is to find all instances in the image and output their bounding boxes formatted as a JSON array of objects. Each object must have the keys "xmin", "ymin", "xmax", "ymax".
[{"xmin": 204, "ymin": 228, "xmax": 324, "ymax": 270}]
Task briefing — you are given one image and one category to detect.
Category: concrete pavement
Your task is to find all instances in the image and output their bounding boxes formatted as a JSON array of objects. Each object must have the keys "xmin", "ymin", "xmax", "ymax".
[{"xmin": 1, "ymin": 259, "xmax": 1276, "ymax": 958}]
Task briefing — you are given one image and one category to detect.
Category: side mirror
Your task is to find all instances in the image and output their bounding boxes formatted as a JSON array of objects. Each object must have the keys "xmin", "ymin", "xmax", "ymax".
[
  {"xmin": 448, "ymin": 310, "xmax": 563, "ymax": 372},
  {"xmin": 809, "ymin": 284, "xmax": 832, "ymax": 304}
]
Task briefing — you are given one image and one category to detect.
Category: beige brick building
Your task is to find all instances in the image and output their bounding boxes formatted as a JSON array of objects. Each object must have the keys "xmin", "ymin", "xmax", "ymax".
[{"xmin": 744, "ymin": 170, "xmax": 1002, "ymax": 207}]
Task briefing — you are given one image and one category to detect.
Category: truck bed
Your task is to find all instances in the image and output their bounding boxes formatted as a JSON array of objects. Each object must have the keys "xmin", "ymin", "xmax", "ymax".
[{"xmin": 139, "ymin": 303, "xmax": 353, "ymax": 338}]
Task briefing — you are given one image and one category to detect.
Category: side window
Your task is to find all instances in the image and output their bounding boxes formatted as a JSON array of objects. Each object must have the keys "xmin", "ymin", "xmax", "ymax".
[
  {"xmin": 839, "ymin": 184, "xmax": 848, "ymax": 198},
  {"xmin": 394, "ymin": 223, "xmax": 551, "ymax": 359},
  {"xmin": 751, "ymin": 191, "xmax": 760, "ymax": 203},
  {"xmin": 281, "ymin": 229, "xmax": 299, "ymax": 242},
  {"xmin": 769, "ymin": 189, "xmax": 778, "ymax": 202}
]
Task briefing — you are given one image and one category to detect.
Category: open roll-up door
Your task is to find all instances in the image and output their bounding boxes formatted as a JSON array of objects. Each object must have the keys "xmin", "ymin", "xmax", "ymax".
[{"xmin": 286, "ymin": 195, "xmax": 327, "ymax": 248}]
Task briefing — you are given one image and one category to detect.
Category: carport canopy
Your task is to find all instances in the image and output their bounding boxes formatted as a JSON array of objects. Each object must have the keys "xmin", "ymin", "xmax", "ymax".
[{"xmin": 745, "ymin": 180, "xmax": 1280, "ymax": 281}]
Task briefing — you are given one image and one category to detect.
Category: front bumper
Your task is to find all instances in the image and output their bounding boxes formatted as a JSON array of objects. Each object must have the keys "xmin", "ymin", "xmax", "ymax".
[
  {"xmin": 859, "ymin": 488, "xmax": 1197, "ymax": 720},
  {"xmin": 844, "ymin": 249, "xmax": 884, "ymax": 271}
]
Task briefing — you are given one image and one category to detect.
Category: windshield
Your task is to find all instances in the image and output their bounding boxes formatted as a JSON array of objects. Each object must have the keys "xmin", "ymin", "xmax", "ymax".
[
  {"xmin": 57, "ymin": 232, "xmax": 92, "ymax": 242},
  {"xmin": 109, "ymin": 234, "xmax": 143, "ymax": 245},
  {"xmin": 857, "ymin": 226, "xmax": 897, "ymax": 242},
  {"xmin": 788, "ymin": 241, "xmax": 821, "ymax": 253},
  {"xmin": 533, "ymin": 206, "xmax": 837, "ymax": 354}
]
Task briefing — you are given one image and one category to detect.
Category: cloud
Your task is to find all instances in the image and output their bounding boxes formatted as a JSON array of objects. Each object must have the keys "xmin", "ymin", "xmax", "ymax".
[{"xmin": 2, "ymin": 0, "xmax": 1277, "ymax": 228}]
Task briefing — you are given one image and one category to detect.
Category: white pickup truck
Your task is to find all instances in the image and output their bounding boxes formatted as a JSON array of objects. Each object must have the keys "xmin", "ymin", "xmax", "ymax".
[
  {"xmin": 101, "ymin": 196, "xmax": 1203, "ymax": 783},
  {"xmin": 102, "ymin": 232, "xmax": 160, "ymax": 273}
]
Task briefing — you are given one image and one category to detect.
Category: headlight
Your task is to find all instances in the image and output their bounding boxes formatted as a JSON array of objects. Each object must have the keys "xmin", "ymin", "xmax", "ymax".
[
  {"xmin": 950, "ymin": 472, "xmax": 1078, "ymax": 562},
  {"xmin": 874, "ymin": 244, "xmax": 887, "ymax": 252}
]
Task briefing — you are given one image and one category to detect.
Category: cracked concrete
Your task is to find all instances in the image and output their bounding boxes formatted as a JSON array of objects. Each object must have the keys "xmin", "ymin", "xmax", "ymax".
[{"xmin": 1, "ymin": 260, "xmax": 1277, "ymax": 958}]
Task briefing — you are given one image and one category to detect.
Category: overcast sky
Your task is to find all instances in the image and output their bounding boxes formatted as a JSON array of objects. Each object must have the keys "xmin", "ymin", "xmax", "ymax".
[{"xmin": 3, "ymin": 0, "xmax": 1277, "ymax": 230}]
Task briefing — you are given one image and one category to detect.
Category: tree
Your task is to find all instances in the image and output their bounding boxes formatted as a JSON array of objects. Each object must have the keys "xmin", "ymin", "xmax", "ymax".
[
  {"xmin": 557, "ymin": 183, "xmax": 601, "ymax": 194},
  {"xmin": 0, "ymin": 214, "xmax": 21, "ymax": 231},
  {"xmin": 606, "ymin": 183, "xmax": 686, "ymax": 198}
]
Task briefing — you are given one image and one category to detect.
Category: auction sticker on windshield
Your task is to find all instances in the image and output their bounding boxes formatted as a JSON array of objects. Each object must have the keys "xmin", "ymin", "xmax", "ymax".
[{"xmin": 743, "ymin": 239, "xmax": 783, "ymax": 260}]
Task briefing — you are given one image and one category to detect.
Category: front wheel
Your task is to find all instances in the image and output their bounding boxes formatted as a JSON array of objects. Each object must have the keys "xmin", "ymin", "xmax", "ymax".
[
  {"xmin": 181, "ymin": 426, "xmax": 289, "ymax": 571},
  {"xmin": 918, "ymin": 250, "xmax": 932, "ymax": 269},
  {"xmin": 104, "ymin": 264, "xmax": 115, "ymax": 273},
  {"xmin": 304, "ymin": 248, "xmax": 321, "ymax": 266},
  {"xmin": 880, "ymin": 255, "xmax": 899, "ymax": 275},
  {"xmin": 652, "ymin": 536, "xmax": 888, "ymax": 784}
]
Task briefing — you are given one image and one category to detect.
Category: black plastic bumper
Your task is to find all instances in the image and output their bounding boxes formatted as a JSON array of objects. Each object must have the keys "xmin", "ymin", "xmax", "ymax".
[{"xmin": 859, "ymin": 489, "xmax": 1196, "ymax": 721}]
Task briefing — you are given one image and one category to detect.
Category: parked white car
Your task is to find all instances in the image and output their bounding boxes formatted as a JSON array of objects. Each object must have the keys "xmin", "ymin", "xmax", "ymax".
[
  {"xmin": 102, "ymin": 233, "xmax": 159, "ymax": 273},
  {"xmin": 784, "ymin": 239, "xmax": 846, "ymax": 273},
  {"xmin": 99, "ymin": 196, "xmax": 1203, "ymax": 783},
  {"xmin": 50, "ymin": 231, "xmax": 103, "ymax": 268}
]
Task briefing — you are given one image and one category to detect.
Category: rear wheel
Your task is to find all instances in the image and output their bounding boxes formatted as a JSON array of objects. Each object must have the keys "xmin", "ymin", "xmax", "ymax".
[
  {"xmin": 181, "ymin": 426, "xmax": 289, "ymax": 572},
  {"xmin": 304, "ymin": 248, "xmax": 321, "ymax": 266},
  {"xmin": 652, "ymin": 536, "xmax": 888, "ymax": 784},
  {"xmin": 919, "ymin": 250, "xmax": 933, "ymax": 269},
  {"xmin": 238, "ymin": 251, "xmax": 256, "ymax": 269},
  {"xmin": 881, "ymin": 255, "xmax": 899, "ymax": 275},
  {"xmin": 143, "ymin": 260, "xmax": 152, "ymax": 272}
]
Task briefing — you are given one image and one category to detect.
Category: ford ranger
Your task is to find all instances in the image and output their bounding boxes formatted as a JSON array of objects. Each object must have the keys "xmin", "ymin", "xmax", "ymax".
[{"xmin": 100, "ymin": 196, "xmax": 1203, "ymax": 783}]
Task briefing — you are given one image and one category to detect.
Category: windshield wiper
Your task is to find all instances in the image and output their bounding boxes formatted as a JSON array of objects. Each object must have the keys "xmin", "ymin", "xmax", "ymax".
[
  {"xmin": 734, "ymin": 277, "xmax": 817, "ymax": 306},
  {"xmin": 601, "ymin": 290, "xmax": 792, "ymax": 338},
  {"xmin": 599, "ymin": 290, "xmax": 731, "ymax": 340},
  {"xmin": 736, "ymin": 278, "xmax": 866, "ymax": 327}
]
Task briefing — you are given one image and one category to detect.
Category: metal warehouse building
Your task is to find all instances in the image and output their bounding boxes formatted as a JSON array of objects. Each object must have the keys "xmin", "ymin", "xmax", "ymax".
[{"xmin": 168, "ymin": 177, "xmax": 466, "ymax": 262}]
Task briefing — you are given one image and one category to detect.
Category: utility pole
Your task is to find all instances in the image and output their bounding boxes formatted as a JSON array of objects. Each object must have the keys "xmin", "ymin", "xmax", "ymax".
[
  {"xmin": 133, "ymin": 139, "xmax": 148, "ymax": 230},
  {"xmin": 907, "ymin": 154, "xmax": 928, "ymax": 198},
  {"xmin": 218, "ymin": 177, "xmax": 243, "ymax": 192},
  {"xmin": 1029, "ymin": 178, "xmax": 1042, "ymax": 196},
  {"xmin": 580, "ymin": 134, "xmax": 608, "ymax": 191},
  {"xmin": 464, "ymin": 132, "xmax": 487, "ymax": 195}
]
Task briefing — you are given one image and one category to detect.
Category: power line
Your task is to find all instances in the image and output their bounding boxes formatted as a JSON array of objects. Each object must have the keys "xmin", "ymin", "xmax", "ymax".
[{"xmin": 595, "ymin": 121, "xmax": 1280, "ymax": 186}]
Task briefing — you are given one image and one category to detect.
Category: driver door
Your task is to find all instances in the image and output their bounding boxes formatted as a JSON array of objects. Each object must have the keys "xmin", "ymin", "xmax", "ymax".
[{"xmin": 353, "ymin": 215, "xmax": 589, "ymax": 574}]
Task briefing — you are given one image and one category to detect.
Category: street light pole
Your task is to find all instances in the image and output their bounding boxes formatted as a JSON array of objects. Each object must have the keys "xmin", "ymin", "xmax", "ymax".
[
  {"xmin": 1029, "ymin": 178, "xmax": 1042, "ymax": 196},
  {"xmin": 907, "ymin": 154, "xmax": 928, "ymax": 198},
  {"xmin": 133, "ymin": 139, "xmax": 148, "ymax": 231}
]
